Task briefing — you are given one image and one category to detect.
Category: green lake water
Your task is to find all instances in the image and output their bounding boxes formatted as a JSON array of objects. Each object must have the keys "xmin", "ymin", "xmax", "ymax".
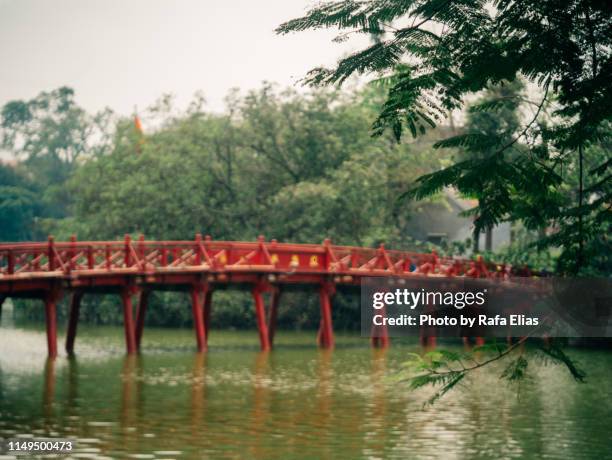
[{"xmin": 1, "ymin": 311, "xmax": 611, "ymax": 459}]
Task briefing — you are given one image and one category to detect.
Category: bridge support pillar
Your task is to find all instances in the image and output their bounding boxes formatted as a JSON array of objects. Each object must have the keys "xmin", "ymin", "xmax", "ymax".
[
  {"xmin": 419, "ymin": 303, "xmax": 437, "ymax": 348},
  {"xmin": 419, "ymin": 316, "xmax": 437, "ymax": 347},
  {"xmin": 371, "ymin": 307, "xmax": 390, "ymax": 348},
  {"xmin": 420, "ymin": 335, "xmax": 437, "ymax": 348},
  {"xmin": 44, "ymin": 291, "xmax": 61, "ymax": 358},
  {"xmin": 267, "ymin": 289, "xmax": 280, "ymax": 346},
  {"xmin": 252, "ymin": 286, "xmax": 271, "ymax": 351},
  {"xmin": 191, "ymin": 284, "xmax": 207, "ymax": 352},
  {"xmin": 135, "ymin": 290, "xmax": 149, "ymax": 351},
  {"xmin": 462, "ymin": 336, "xmax": 485, "ymax": 348},
  {"xmin": 203, "ymin": 289, "xmax": 213, "ymax": 345},
  {"xmin": 121, "ymin": 289, "xmax": 137, "ymax": 355},
  {"xmin": 317, "ymin": 282, "xmax": 335, "ymax": 349},
  {"xmin": 65, "ymin": 292, "xmax": 83, "ymax": 355}
]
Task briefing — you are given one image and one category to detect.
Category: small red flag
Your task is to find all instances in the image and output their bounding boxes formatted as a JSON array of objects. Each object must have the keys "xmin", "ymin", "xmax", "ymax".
[
  {"xmin": 134, "ymin": 115, "xmax": 143, "ymax": 134},
  {"xmin": 134, "ymin": 115, "xmax": 144, "ymax": 154}
]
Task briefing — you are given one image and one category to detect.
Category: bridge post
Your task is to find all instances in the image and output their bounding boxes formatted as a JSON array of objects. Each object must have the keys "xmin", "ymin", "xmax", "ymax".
[
  {"xmin": 191, "ymin": 283, "xmax": 207, "ymax": 352},
  {"xmin": 419, "ymin": 296, "xmax": 437, "ymax": 348},
  {"xmin": 65, "ymin": 292, "xmax": 83, "ymax": 355},
  {"xmin": 267, "ymin": 289, "xmax": 280, "ymax": 346},
  {"xmin": 419, "ymin": 334, "xmax": 437, "ymax": 348},
  {"xmin": 318, "ymin": 282, "xmax": 335, "ymax": 349},
  {"xmin": 121, "ymin": 288, "xmax": 137, "ymax": 355},
  {"xmin": 124, "ymin": 234, "xmax": 132, "ymax": 268},
  {"xmin": 135, "ymin": 290, "xmax": 149, "ymax": 351},
  {"xmin": 419, "ymin": 315, "xmax": 437, "ymax": 348},
  {"xmin": 47, "ymin": 236, "xmax": 55, "ymax": 272},
  {"xmin": 69, "ymin": 235, "xmax": 77, "ymax": 272},
  {"xmin": 44, "ymin": 290, "xmax": 61, "ymax": 358},
  {"xmin": 370, "ymin": 286, "xmax": 390, "ymax": 349},
  {"xmin": 371, "ymin": 306, "xmax": 390, "ymax": 349},
  {"xmin": 252, "ymin": 285, "xmax": 271, "ymax": 351},
  {"xmin": 203, "ymin": 289, "xmax": 213, "ymax": 344}
]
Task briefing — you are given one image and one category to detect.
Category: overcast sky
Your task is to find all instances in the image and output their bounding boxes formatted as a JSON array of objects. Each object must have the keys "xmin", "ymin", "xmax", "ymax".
[{"xmin": 0, "ymin": 0, "xmax": 367, "ymax": 116}]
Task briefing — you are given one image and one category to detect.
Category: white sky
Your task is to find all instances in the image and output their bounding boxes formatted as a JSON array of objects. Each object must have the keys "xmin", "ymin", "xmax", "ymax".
[{"xmin": 0, "ymin": 0, "xmax": 368, "ymax": 116}]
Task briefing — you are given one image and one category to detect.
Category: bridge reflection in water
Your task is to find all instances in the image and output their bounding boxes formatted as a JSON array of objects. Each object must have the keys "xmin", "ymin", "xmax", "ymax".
[
  {"xmin": 24, "ymin": 336, "xmax": 609, "ymax": 459},
  {"xmin": 36, "ymin": 347, "xmax": 399, "ymax": 458}
]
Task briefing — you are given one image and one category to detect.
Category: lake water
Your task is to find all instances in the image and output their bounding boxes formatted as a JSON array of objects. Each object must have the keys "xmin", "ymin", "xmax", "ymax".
[{"xmin": 1, "ymin": 314, "xmax": 611, "ymax": 459}]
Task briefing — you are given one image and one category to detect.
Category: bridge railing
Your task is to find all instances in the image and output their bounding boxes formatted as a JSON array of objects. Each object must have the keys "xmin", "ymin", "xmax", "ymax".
[{"xmin": 0, "ymin": 234, "xmax": 510, "ymax": 279}]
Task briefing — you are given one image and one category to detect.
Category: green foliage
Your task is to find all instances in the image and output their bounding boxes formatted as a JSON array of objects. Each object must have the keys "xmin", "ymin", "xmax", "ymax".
[
  {"xmin": 537, "ymin": 343, "xmax": 587, "ymax": 382},
  {"xmin": 398, "ymin": 350, "xmax": 468, "ymax": 406},
  {"xmin": 0, "ymin": 87, "xmax": 114, "ymax": 236},
  {"xmin": 62, "ymin": 85, "xmax": 444, "ymax": 246},
  {"xmin": 278, "ymin": 0, "xmax": 612, "ymax": 275},
  {"xmin": 278, "ymin": 0, "xmax": 611, "ymax": 142},
  {"xmin": 500, "ymin": 355, "xmax": 529, "ymax": 382},
  {"xmin": 398, "ymin": 340, "xmax": 585, "ymax": 407},
  {"xmin": 0, "ymin": 164, "xmax": 41, "ymax": 241},
  {"xmin": 1, "ymin": 86, "xmax": 112, "ymax": 176},
  {"xmin": 494, "ymin": 227, "xmax": 559, "ymax": 272}
]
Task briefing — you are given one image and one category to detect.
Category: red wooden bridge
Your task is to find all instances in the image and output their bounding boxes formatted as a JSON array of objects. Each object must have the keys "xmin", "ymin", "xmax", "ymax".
[{"xmin": 0, "ymin": 234, "xmax": 521, "ymax": 358}]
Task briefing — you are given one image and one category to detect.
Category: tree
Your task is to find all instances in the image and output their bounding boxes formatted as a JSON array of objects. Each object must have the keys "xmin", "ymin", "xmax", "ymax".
[
  {"xmin": 58, "ymin": 85, "xmax": 448, "ymax": 327},
  {"xmin": 0, "ymin": 163, "xmax": 41, "ymax": 241},
  {"xmin": 277, "ymin": 0, "xmax": 612, "ymax": 275},
  {"xmin": 277, "ymin": 0, "xmax": 611, "ymax": 402},
  {"xmin": 1, "ymin": 87, "xmax": 113, "ymax": 171},
  {"xmin": 1, "ymin": 87, "xmax": 113, "ymax": 222},
  {"xmin": 457, "ymin": 79, "xmax": 525, "ymax": 252}
]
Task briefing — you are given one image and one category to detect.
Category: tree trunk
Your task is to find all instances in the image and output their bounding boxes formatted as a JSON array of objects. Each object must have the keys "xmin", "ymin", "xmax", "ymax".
[
  {"xmin": 485, "ymin": 227, "xmax": 493, "ymax": 252},
  {"xmin": 577, "ymin": 142, "xmax": 584, "ymax": 273}
]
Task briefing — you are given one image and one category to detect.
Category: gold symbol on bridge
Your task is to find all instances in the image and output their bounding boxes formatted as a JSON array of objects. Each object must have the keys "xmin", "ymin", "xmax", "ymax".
[
  {"xmin": 218, "ymin": 253, "xmax": 227, "ymax": 264},
  {"xmin": 309, "ymin": 255, "xmax": 319, "ymax": 267},
  {"xmin": 290, "ymin": 254, "xmax": 300, "ymax": 267},
  {"xmin": 270, "ymin": 253, "xmax": 279, "ymax": 264}
]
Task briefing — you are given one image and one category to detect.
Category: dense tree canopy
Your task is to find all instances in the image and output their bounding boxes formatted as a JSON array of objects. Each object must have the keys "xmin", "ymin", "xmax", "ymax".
[
  {"xmin": 0, "ymin": 85, "xmax": 449, "ymax": 327},
  {"xmin": 0, "ymin": 163, "xmax": 40, "ymax": 241},
  {"xmin": 0, "ymin": 87, "xmax": 113, "ymax": 224},
  {"xmin": 62, "ymin": 85, "xmax": 444, "ymax": 248},
  {"xmin": 278, "ymin": 0, "xmax": 612, "ymax": 274}
]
